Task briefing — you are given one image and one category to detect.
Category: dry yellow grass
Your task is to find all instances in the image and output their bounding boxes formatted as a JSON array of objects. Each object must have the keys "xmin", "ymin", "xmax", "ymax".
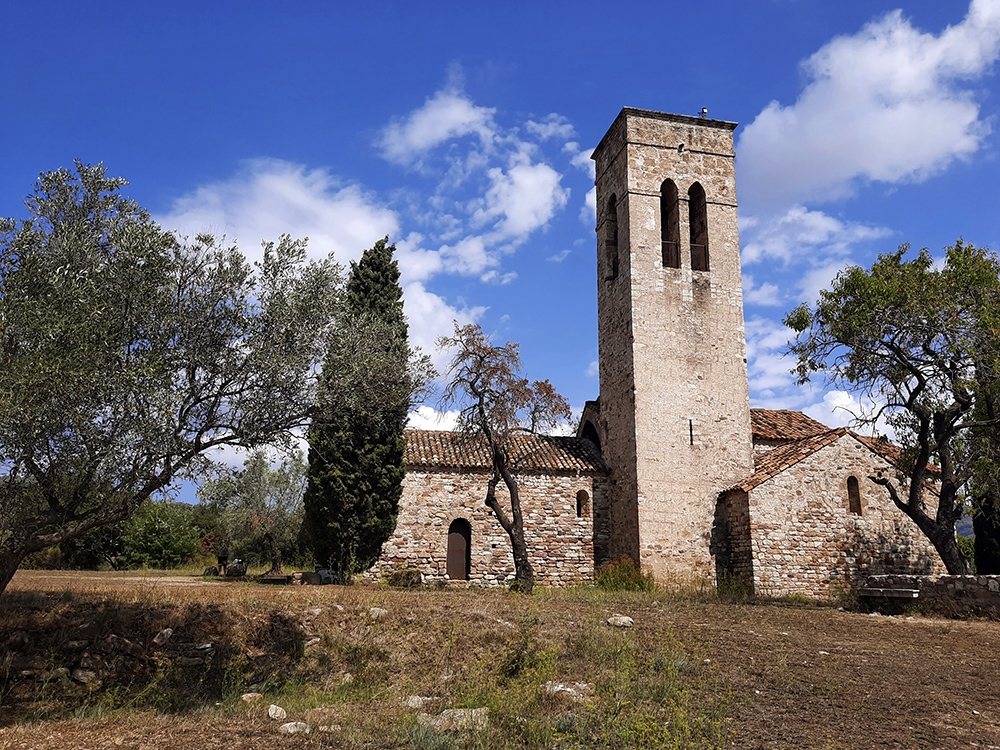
[{"xmin": 2, "ymin": 570, "xmax": 999, "ymax": 749}]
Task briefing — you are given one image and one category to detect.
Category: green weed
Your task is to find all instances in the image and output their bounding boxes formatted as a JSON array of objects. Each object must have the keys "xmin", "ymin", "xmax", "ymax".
[{"xmin": 595, "ymin": 557, "xmax": 655, "ymax": 592}]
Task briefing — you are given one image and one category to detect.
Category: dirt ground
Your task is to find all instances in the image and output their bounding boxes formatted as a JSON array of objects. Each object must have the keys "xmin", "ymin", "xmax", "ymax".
[{"xmin": 1, "ymin": 570, "xmax": 999, "ymax": 749}]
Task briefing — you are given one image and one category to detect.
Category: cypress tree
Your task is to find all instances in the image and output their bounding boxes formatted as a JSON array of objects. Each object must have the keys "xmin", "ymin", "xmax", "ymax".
[{"xmin": 303, "ymin": 237, "xmax": 410, "ymax": 582}]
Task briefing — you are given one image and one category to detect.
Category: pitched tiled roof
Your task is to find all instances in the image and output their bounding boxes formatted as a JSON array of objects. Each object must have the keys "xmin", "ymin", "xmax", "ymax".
[
  {"xmin": 853, "ymin": 434, "xmax": 941, "ymax": 477},
  {"xmin": 729, "ymin": 427, "xmax": 940, "ymax": 493},
  {"xmin": 405, "ymin": 430, "xmax": 608, "ymax": 474},
  {"xmin": 750, "ymin": 409, "xmax": 828, "ymax": 441},
  {"xmin": 729, "ymin": 428, "xmax": 848, "ymax": 492}
]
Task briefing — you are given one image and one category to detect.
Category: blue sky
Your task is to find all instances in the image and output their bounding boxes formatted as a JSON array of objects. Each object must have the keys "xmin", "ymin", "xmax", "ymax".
[{"xmin": 4, "ymin": 0, "xmax": 1000, "ymax": 438}]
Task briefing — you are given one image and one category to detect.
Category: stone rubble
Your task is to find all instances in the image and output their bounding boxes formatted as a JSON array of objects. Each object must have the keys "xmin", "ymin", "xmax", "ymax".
[
  {"xmin": 607, "ymin": 614, "xmax": 633, "ymax": 628},
  {"xmin": 542, "ymin": 681, "xmax": 594, "ymax": 703},
  {"xmin": 268, "ymin": 704, "xmax": 287, "ymax": 721}
]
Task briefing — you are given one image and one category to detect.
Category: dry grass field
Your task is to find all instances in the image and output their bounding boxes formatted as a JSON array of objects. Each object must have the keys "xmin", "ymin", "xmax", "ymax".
[{"xmin": 1, "ymin": 569, "xmax": 998, "ymax": 749}]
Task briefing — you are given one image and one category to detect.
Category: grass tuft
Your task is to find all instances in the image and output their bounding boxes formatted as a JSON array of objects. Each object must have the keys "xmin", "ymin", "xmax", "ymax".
[{"xmin": 595, "ymin": 557, "xmax": 655, "ymax": 592}]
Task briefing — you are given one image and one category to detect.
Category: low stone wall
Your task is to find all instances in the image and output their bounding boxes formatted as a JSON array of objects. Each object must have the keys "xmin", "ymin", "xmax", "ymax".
[{"xmin": 863, "ymin": 574, "xmax": 1000, "ymax": 616}]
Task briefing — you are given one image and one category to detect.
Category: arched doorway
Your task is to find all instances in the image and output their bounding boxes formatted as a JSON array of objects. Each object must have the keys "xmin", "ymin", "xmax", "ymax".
[{"xmin": 447, "ymin": 519, "xmax": 471, "ymax": 580}]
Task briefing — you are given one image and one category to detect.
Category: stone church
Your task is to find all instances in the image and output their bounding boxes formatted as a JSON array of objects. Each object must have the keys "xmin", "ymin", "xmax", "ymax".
[{"xmin": 370, "ymin": 108, "xmax": 943, "ymax": 598}]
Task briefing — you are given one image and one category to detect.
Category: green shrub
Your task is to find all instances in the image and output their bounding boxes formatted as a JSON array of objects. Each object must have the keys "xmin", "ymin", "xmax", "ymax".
[
  {"xmin": 595, "ymin": 556, "xmax": 655, "ymax": 592},
  {"xmin": 121, "ymin": 500, "xmax": 200, "ymax": 569},
  {"xmin": 957, "ymin": 534, "xmax": 977, "ymax": 574}
]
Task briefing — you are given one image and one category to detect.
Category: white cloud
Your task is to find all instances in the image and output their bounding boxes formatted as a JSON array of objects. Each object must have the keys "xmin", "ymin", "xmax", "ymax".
[
  {"xmin": 802, "ymin": 390, "xmax": 895, "ymax": 438},
  {"xmin": 402, "ymin": 280, "xmax": 485, "ymax": 371},
  {"xmin": 375, "ymin": 75, "xmax": 579, "ymax": 285},
  {"xmin": 581, "ymin": 186, "xmax": 597, "ymax": 226},
  {"xmin": 479, "ymin": 270, "xmax": 518, "ymax": 285},
  {"xmin": 526, "ymin": 114, "xmax": 576, "ymax": 141},
  {"xmin": 585, "ymin": 360, "xmax": 599, "ymax": 377},
  {"xmin": 407, "ymin": 405, "xmax": 461, "ymax": 431},
  {"xmin": 546, "ymin": 420, "xmax": 576, "ymax": 437},
  {"xmin": 472, "ymin": 162, "xmax": 570, "ymax": 242},
  {"xmin": 566, "ymin": 145, "xmax": 596, "ymax": 177},
  {"xmin": 738, "ymin": 0, "xmax": 1000, "ymax": 212},
  {"xmin": 741, "ymin": 205, "xmax": 890, "ymax": 266},
  {"xmin": 394, "ymin": 233, "xmax": 444, "ymax": 283},
  {"xmin": 438, "ymin": 235, "xmax": 494, "ymax": 276},
  {"xmin": 745, "ymin": 316, "xmax": 798, "ymax": 399},
  {"xmin": 548, "ymin": 249, "xmax": 571, "ymax": 262},
  {"xmin": 157, "ymin": 158, "xmax": 487, "ymax": 381},
  {"xmin": 377, "ymin": 87, "xmax": 498, "ymax": 166},
  {"xmin": 742, "ymin": 276, "xmax": 783, "ymax": 307},
  {"xmin": 796, "ymin": 260, "xmax": 853, "ymax": 308},
  {"xmin": 156, "ymin": 158, "xmax": 398, "ymax": 267}
]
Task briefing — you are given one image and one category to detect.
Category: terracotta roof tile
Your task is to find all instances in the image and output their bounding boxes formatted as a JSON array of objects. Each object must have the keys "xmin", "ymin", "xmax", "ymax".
[
  {"xmin": 405, "ymin": 429, "xmax": 607, "ymax": 474},
  {"xmin": 750, "ymin": 409, "xmax": 829, "ymax": 441},
  {"xmin": 730, "ymin": 428, "xmax": 847, "ymax": 492},
  {"xmin": 730, "ymin": 428, "xmax": 939, "ymax": 493},
  {"xmin": 852, "ymin": 433, "xmax": 941, "ymax": 477}
]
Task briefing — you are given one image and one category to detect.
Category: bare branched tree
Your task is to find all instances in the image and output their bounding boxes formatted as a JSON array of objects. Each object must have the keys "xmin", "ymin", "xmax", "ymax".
[{"xmin": 438, "ymin": 323, "xmax": 571, "ymax": 593}]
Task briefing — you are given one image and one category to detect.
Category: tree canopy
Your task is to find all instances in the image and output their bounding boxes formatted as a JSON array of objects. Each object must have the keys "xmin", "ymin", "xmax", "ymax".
[
  {"xmin": 302, "ymin": 237, "xmax": 431, "ymax": 582},
  {"xmin": 0, "ymin": 162, "xmax": 342, "ymax": 595},
  {"xmin": 438, "ymin": 323, "xmax": 571, "ymax": 593},
  {"xmin": 199, "ymin": 449, "xmax": 306, "ymax": 574},
  {"xmin": 785, "ymin": 240, "xmax": 1000, "ymax": 574}
]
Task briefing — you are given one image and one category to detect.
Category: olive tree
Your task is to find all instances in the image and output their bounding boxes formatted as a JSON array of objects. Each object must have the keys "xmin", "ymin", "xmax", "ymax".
[
  {"xmin": 785, "ymin": 241, "xmax": 1000, "ymax": 575},
  {"xmin": 199, "ymin": 449, "xmax": 306, "ymax": 575},
  {"xmin": 0, "ymin": 162, "xmax": 342, "ymax": 595}
]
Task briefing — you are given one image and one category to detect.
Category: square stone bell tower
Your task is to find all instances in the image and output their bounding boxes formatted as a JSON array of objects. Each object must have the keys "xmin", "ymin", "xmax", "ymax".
[{"xmin": 591, "ymin": 107, "xmax": 753, "ymax": 581}]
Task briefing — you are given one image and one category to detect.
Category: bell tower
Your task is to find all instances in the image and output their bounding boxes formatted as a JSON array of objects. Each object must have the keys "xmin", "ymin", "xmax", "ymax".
[{"xmin": 591, "ymin": 108, "xmax": 753, "ymax": 581}]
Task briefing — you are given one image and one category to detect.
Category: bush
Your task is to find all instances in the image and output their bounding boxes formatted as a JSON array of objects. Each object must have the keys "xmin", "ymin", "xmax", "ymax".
[
  {"xmin": 121, "ymin": 501, "xmax": 200, "ymax": 569},
  {"xmin": 595, "ymin": 556, "xmax": 655, "ymax": 592}
]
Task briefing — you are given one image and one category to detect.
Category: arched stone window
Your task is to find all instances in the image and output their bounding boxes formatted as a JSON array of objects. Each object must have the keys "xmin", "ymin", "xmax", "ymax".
[
  {"xmin": 576, "ymin": 490, "xmax": 591, "ymax": 519},
  {"xmin": 688, "ymin": 182, "xmax": 709, "ymax": 271},
  {"xmin": 660, "ymin": 179, "xmax": 680, "ymax": 268},
  {"xmin": 605, "ymin": 195, "xmax": 619, "ymax": 280},
  {"xmin": 847, "ymin": 476, "xmax": 862, "ymax": 516},
  {"xmin": 581, "ymin": 419, "xmax": 601, "ymax": 454},
  {"xmin": 447, "ymin": 519, "xmax": 471, "ymax": 580}
]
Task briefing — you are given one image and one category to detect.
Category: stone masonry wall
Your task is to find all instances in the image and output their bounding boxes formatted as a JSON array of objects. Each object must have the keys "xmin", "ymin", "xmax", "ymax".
[
  {"xmin": 369, "ymin": 469, "xmax": 603, "ymax": 587},
  {"xmin": 594, "ymin": 113, "xmax": 641, "ymax": 567},
  {"xmin": 741, "ymin": 433, "xmax": 944, "ymax": 598},
  {"xmin": 592, "ymin": 108, "xmax": 754, "ymax": 583},
  {"xmin": 712, "ymin": 489, "xmax": 753, "ymax": 582},
  {"xmin": 864, "ymin": 574, "xmax": 1000, "ymax": 616}
]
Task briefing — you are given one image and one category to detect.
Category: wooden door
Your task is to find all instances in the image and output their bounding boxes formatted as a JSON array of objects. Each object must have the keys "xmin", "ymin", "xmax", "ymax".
[{"xmin": 447, "ymin": 519, "xmax": 471, "ymax": 580}]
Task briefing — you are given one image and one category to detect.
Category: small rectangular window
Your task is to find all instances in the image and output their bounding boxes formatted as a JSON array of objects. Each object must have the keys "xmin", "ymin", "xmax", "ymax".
[{"xmin": 847, "ymin": 476, "xmax": 862, "ymax": 515}]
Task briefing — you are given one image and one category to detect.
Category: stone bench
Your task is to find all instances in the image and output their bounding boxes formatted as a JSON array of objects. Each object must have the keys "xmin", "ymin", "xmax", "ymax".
[{"xmin": 857, "ymin": 587, "xmax": 920, "ymax": 599}]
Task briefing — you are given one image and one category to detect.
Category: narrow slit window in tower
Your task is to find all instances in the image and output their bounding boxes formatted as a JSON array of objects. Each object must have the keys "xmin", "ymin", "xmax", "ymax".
[
  {"xmin": 688, "ymin": 182, "xmax": 709, "ymax": 271},
  {"xmin": 660, "ymin": 179, "xmax": 680, "ymax": 268},
  {"xmin": 605, "ymin": 195, "xmax": 619, "ymax": 280},
  {"xmin": 847, "ymin": 476, "xmax": 862, "ymax": 516}
]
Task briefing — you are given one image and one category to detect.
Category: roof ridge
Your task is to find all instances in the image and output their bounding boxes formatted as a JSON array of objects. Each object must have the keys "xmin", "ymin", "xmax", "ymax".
[
  {"xmin": 729, "ymin": 427, "xmax": 846, "ymax": 492},
  {"xmin": 404, "ymin": 429, "xmax": 607, "ymax": 474}
]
